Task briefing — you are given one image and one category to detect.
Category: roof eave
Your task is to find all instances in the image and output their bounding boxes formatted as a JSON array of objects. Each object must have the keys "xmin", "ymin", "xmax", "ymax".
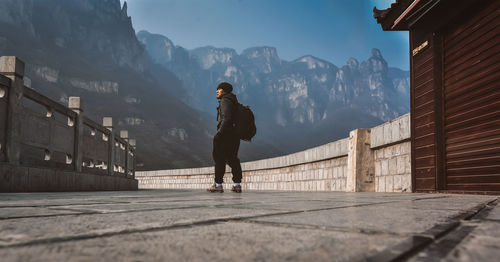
[{"xmin": 373, "ymin": 0, "xmax": 415, "ymax": 31}]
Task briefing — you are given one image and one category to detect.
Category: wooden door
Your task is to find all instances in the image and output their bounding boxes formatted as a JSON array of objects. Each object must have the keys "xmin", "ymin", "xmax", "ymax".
[{"xmin": 442, "ymin": 1, "xmax": 500, "ymax": 193}]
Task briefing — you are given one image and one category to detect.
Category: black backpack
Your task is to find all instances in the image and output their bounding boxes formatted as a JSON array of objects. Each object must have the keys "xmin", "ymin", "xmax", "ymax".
[{"xmin": 234, "ymin": 103, "xmax": 257, "ymax": 141}]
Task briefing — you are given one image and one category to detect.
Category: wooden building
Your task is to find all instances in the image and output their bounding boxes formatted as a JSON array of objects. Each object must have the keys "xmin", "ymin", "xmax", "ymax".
[{"xmin": 374, "ymin": 0, "xmax": 499, "ymax": 194}]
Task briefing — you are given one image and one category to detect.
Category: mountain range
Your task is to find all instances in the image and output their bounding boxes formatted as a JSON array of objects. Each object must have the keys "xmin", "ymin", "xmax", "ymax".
[
  {"xmin": 0, "ymin": 0, "xmax": 409, "ymax": 169},
  {"xmin": 137, "ymin": 31, "xmax": 410, "ymax": 151}
]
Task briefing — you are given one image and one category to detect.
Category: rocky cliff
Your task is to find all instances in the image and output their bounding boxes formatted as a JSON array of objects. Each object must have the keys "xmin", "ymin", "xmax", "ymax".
[
  {"xmin": 138, "ymin": 30, "xmax": 410, "ymax": 151},
  {"xmin": 0, "ymin": 0, "xmax": 227, "ymax": 169}
]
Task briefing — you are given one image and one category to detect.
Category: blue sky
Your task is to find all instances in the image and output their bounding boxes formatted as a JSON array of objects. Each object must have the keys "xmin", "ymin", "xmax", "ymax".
[{"xmin": 120, "ymin": 0, "xmax": 409, "ymax": 70}]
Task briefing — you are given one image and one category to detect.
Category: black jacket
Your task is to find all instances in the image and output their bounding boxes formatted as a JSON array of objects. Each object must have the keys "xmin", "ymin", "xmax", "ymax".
[{"xmin": 217, "ymin": 92, "xmax": 238, "ymax": 136}]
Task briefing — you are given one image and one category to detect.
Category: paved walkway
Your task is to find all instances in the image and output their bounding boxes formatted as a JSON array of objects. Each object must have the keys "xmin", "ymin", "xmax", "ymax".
[{"xmin": 0, "ymin": 190, "xmax": 498, "ymax": 262}]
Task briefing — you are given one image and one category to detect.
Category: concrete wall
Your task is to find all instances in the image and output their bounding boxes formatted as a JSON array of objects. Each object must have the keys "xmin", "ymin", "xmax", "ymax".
[{"xmin": 137, "ymin": 114, "xmax": 412, "ymax": 192}]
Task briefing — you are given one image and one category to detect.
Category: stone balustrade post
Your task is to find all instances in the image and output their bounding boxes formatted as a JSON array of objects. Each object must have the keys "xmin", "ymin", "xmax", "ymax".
[
  {"xmin": 0, "ymin": 56, "xmax": 25, "ymax": 165},
  {"xmin": 120, "ymin": 130, "xmax": 129, "ymax": 176},
  {"xmin": 69, "ymin": 97, "xmax": 83, "ymax": 172},
  {"xmin": 129, "ymin": 139, "xmax": 136, "ymax": 149},
  {"xmin": 120, "ymin": 130, "xmax": 128, "ymax": 140},
  {"xmin": 103, "ymin": 117, "xmax": 114, "ymax": 176},
  {"xmin": 346, "ymin": 129, "xmax": 375, "ymax": 192},
  {"xmin": 129, "ymin": 139, "xmax": 136, "ymax": 178}
]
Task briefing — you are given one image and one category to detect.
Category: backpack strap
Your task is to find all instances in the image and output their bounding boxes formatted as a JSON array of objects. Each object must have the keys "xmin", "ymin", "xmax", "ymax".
[{"xmin": 216, "ymin": 102, "xmax": 221, "ymax": 121}]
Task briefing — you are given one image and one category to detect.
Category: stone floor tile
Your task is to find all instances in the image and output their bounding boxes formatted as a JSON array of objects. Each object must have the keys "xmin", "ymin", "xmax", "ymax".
[{"xmin": 0, "ymin": 222, "xmax": 406, "ymax": 262}]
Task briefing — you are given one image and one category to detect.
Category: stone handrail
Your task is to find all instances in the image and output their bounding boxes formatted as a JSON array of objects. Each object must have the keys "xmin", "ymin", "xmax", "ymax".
[
  {"xmin": 370, "ymin": 113, "xmax": 411, "ymax": 149},
  {"xmin": 143, "ymin": 138, "xmax": 348, "ymax": 177},
  {"xmin": 0, "ymin": 56, "xmax": 136, "ymax": 178}
]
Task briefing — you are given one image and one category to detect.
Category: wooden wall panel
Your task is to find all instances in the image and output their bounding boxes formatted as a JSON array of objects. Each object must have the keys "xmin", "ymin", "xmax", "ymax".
[
  {"xmin": 412, "ymin": 36, "xmax": 437, "ymax": 191},
  {"xmin": 443, "ymin": 0, "xmax": 500, "ymax": 193}
]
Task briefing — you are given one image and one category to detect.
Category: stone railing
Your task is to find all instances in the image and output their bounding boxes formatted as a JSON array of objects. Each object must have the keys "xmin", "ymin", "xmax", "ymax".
[
  {"xmin": 137, "ymin": 113, "xmax": 412, "ymax": 193},
  {"xmin": 139, "ymin": 138, "xmax": 349, "ymax": 191},
  {"xmin": 0, "ymin": 56, "xmax": 138, "ymax": 192}
]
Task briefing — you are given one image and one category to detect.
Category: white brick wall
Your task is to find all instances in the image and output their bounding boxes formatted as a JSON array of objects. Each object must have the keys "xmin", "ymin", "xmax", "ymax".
[
  {"xmin": 371, "ymin": 113, "xmax": 410, "ymax": 148},
  {"xmin": 370, "ymin": 113, "xmax": 411, "ymax": 193},
  {"xmin": 373, "ymin": 142, "xmax": 412, "ymax": 192},
  {"xmin": 138, "ymin": 113, "xmax": 413, "ymax": 193},
  {"xmin": 138, "ymin": 156, "xmax": 348, "ymax": 192}
]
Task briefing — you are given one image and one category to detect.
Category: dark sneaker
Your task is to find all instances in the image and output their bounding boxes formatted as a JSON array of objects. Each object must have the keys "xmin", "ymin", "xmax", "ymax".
[
  {"xmin": 207, "ymin": 184, "xmax": 224, "ymax": 193},
  {"xmin": 230, "ymin": 185, "xmax": 242, "ymax": 193}
]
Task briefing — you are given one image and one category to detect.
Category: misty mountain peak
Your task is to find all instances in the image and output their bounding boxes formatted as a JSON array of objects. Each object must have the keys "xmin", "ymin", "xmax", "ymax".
[
  {"xmin": 242, "ymin": 46, "xmax": 279, "ymax": 60},
  {"xmin": 192, "ymin": 46, "xmax": 237, "ymax": 55},
  {"xmin": 241, "ymin": 46, "xmax": 281, "ymax": 73},
  {"xmin": 121, "ymin": 1, "xmax": 128, "ymax": 18},
  {"xmin": 364, "ymin": 48, "xmax": 388, "ymax": 74},
  {"xmin": 137, "ymin": 30, "xmax": 176, "ymax": 63},
  {"xmin": 346, "ymin": 57, "xmax": 359, "ymax": 70},
  {"xmin": 137, "ymin": 30, "xmax": 174, "ymax": 47},
  {"xmin": 370, "ymin": 48, "xmax": 383, "ymax": 59},
  {"xmin": 295, "ymin": 55, "xmax": 333, "ymax": 70},
  {"xmin": 190, "ymin": 46, "xmax": 237, "ymax": 69}
]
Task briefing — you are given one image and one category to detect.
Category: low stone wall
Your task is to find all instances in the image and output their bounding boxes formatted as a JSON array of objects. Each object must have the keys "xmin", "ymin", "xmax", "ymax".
[
  {"xmin": 371, "ymin": 113, "xmax": 411, "ymax": 192},
  {"xmin": 373, "ymin": 142, "xmax": 411, "ymax": 192},
  {"xmin": 137, "ymin": 114, "xmax": 412, "ymax": 193},
  {"xmin": 138, "ymin": 139, "xmax": 349, "ymax": 191},
  {"xmin": 0, "ymin": 163, "xmax": 138, "ymax": 192}
]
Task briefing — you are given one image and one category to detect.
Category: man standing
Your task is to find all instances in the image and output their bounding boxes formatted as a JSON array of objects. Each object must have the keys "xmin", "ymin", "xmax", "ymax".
[{"xmin": 207, "ymin": 82, "xmax": 243, "ymax": 193}]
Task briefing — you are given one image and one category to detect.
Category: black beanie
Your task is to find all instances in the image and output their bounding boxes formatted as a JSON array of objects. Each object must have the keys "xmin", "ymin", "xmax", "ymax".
[{"xmin": 217, "ymin": 82, "xmax": 233, "ymax": 93}]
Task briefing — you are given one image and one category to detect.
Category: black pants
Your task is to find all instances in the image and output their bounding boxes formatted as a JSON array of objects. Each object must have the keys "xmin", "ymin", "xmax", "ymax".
[{"xmin": 213, "ymin": 134, "xmax": 242, "ymax": 184}]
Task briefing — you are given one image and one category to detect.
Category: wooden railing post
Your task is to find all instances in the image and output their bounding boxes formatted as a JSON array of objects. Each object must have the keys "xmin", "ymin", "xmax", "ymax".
[
  {"xmin": 120, "ymin": 130, "xmax": 128, "ymax": 176},
  {"xmin": 69, "ymin": 97, "xmax": 83, "ymax": 172},
  {"xmin": 103, "ymin": 117, "xmax": 114, "ymax": 176},
  {"xmin": 0, "ymin": 56, "xmax": 25, "ymax": 165}
]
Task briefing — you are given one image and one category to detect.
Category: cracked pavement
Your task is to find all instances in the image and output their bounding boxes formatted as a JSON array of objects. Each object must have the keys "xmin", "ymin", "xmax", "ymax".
[{"xmin": 0, "ymin": 190, "xmax": 498, "ymax": 261}]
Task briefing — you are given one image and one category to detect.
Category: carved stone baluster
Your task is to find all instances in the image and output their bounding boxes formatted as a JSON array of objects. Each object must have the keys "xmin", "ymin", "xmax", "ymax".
[
  {"xmin": 103, "ymin": 117, "xmax": 114, "ymax": 176},
  {"xmin": 120, "ymin": 130, "xmax": 128, "ymax": 175},
  {"xmin": 69, "ymin": 97, "xmax": 83, "ymax": 172}
]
